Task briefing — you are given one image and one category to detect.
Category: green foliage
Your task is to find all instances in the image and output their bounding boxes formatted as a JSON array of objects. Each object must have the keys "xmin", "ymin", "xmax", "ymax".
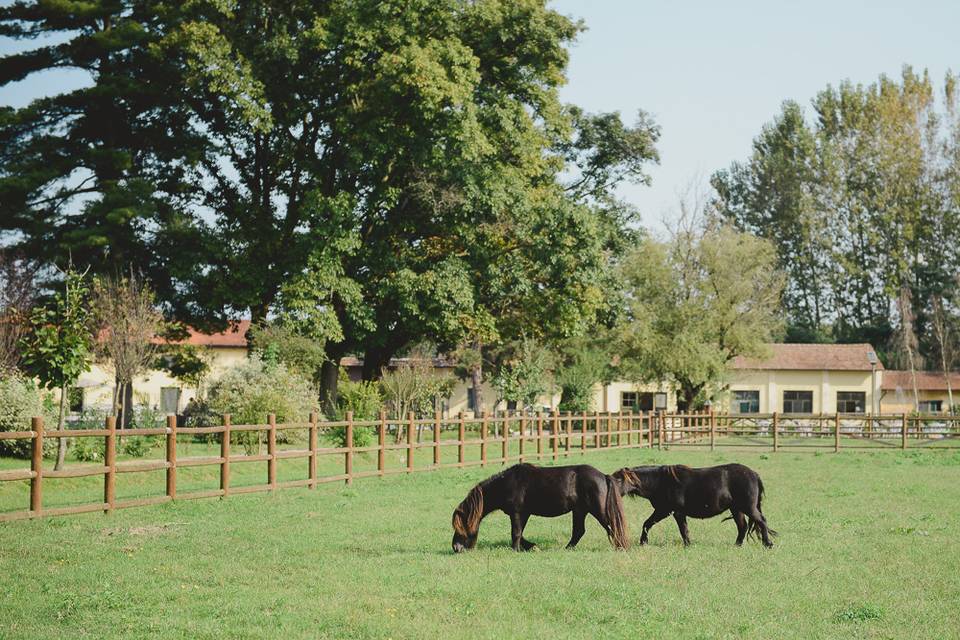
[
  {"xmin": 0, "ymin": 373, "xmax": 56, "ymax": 458},
  {"xmin": 618, "ymin": 223, "xmax": 785, "ymax": 409},
  {"xmin": 71, "ymin": 436, "xmax": 105, "ymax": 463},
  {"xmin": 19, "ymin": 269, "xmax": 92, "ymax": 392},
  {"xmin": 206, "ymin": 356, "xmax": 316, "ymax": 454},
  {"xmin": 380, "ymin": 358, "xmax": 456, "ymax": 421},
  {"xmin": 555, "ymin": 342, "xmax": 613, "ymax": 413},
  {"xmin": 250, "ymin": 322, "xmax": 326, "ymax": 385},
  {"xmin": 834, "ymin": 604, "xmax": 884, "ymax": 623},
  {"xmin": 490, "ymin": 339, "xmax": 554, "ymax": 411},
  {"xmin": 1, "ymin": 1, "xmax": 659, "ymax": 403},
  {"xmin": 713, "ymin": 68, "xmax": 960, "ymax": 365},
  {"xmin": 328, "ymin": 372, "xmax": 382, "ymax": 448}
]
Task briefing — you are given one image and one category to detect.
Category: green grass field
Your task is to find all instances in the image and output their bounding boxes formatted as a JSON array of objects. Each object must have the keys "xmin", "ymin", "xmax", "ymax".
[{"xmin": 2, "ymin": 446, "xmax": 959, "ymax": 639}]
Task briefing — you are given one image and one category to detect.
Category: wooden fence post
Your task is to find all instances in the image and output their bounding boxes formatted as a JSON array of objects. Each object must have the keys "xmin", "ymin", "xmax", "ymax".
[
  {"xmin": 595, "ymin": 411, "xmax": 601, "ymax": 449},
  {"xmin": 772, "ymin": 412, "xmax": 778, "ymax": 452},
  {"xmin": 581, "ymin": 413, "xmax": 587, "ymax": 452},
  {"xmin": 30, "ymin": 417, "xmax": 43, "ymax": 515},
  {"xmin": 104, "ymin": 416, "xmax": 116, "ymax": 513},
  {"xmin": 166, "ymin": 415, "xmax": 177, "ymax": 499},
  {"xmin": 617, "ymin": 410, "xmax": 623, "ymax": 447},
  {"xmin": 834, "ymin": 413, "xmax": 840, "ymax": 453},
  {"xmin": 536, "ymin": 412, "xmax": 544, "ymax": 458},
  {"xmin": 378, "ymin": 411, "xmax": 386, "ymax": 476},
  {"xmin": 902, "ymin": 413, "xmax": 908, "ymax": 449},
  {"xmin": 222, "ymin": 414, "xmax": 232, "ymax": 495},
  {"xmin": 500, "ymin": 412, "xmax": 508, "ymax": 464},
  {"xmin": 658, "ymin": 412, "xmax": 665, "ymax": 451},
  {"xmin": 481, "ymin": 411, "xmax": 489, "ymax": 466},
  {"xmin": 307, "ymin": 411, "xmax": 317, "ymax": 487},
  {"xmin": 518, "ymin": 413, "xmax": 525, "ymax": 462},
  {"xmin": 710, "ymin": 410, "xmax": 716, "ymax": 452},
  {"xmin": 433, "ymin": 411, "xmax": 441, "ymax": 467},
  {"xmin": 458, "ymin": 412, "xmax": 465, "ymax": 468},
  {"xmin": 648, "ymin": 414, "xmax": 654, "ymax": 448},
  {"xmin": 552, "ymin": 411, "xmax": 559, "ymax": 461},
  {"xmin": 565, "ymin": 411, "xmax": 572, "ymax": 453},
  {"xmin": 406, "ymin": 412, "xmax": 415, "ymax": 472},
  {"xmin": 345, "ymin": 411, "xmax": 354, "ymax": 485},
  {"xmin": 268, "ymin": 414, "xmax": 278, "ymax": 489}
]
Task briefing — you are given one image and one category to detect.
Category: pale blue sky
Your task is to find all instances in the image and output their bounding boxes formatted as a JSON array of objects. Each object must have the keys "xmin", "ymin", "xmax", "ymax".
[
  {"xmin": 2, "ymin": 1, "xmax": 957, "ymax": 230},
  {"xmin": 552, "ymin": 0, "xmax": 959, "ymax": 228}
]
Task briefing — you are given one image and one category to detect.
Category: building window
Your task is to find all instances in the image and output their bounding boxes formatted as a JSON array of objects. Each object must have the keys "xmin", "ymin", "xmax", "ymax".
[
  {"xmin": 732, "ymin": 390, "xmax": 760, "ymax": 414},
  {"xmin": 837, "ymin": 391, "xmax": 866, "ymax": 413},
  {"xmin": 783, "ymin": 390, "xmax": 813, "ymax": 414},
  {"xmin": 621, "ymin": 392, "xmax": 638, "ymax": 410},
  {"xmin": 653, "ymin": 393, "xmax": 668, "ymax": 411},
  {"xmin": 160, "ymin": 387, "xmax": 181, "ymax": 414},
  {"xmin": 68, "ymin": 388, "xmax": 84, "ymax": 413},
  {"xmin": 919, "ymin": 400, "xmax": 943, "ymax": 413}
]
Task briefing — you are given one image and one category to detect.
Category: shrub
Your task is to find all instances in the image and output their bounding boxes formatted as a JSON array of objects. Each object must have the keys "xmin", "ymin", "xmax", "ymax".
[
  {"xmin": 121, "ymin": 435, "xmax": 155, "ymax": 457},
  {"xmin": 72, "ymin": 435, "xmax": 105, "ymax": 462},
  {"xmin": 0, "ymin": 373, "xmax": 57, "ymax": 458},
  {"xmin": 206, "ymin": 355, "xmax": 317, "ymax": 454},
  {"xmin": 329, "ymin": 372, "xmax": 381, "ymax": 448}
]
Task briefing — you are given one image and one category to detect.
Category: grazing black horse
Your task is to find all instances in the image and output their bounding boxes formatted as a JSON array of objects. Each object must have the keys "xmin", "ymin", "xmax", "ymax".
[
  {"xmin": 612, "ymin": 463, "xmax": 776, "ymax": 547},
  {"xmin": 451, "ymin": 463, "xmax": 629, "ymax": 552}
]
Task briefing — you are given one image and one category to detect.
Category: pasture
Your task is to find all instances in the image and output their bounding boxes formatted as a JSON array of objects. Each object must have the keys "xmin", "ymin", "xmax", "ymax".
[{"xmin": 2, "ymin": 447, "xmax": 959, "ymax": 639}]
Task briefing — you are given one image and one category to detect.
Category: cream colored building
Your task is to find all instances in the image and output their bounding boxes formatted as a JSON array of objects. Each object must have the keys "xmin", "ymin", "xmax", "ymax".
[
  {"xmin": 881, "ymin": 370, "xmax": 960, "ymax": 414},
  {"xmin": 72, "ymin": 328, "xmax": 956, "ymax": 419},
  {"xmin": 725, "ymin": 343, "xmax": 882, "ymax": 414},
  {"xmin": 72, "ymin": 321, "xmax": 250, "ymax": 415}
]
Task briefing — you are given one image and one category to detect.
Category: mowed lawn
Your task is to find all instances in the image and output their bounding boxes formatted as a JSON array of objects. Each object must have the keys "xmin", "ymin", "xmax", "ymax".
[{"xmin": 2, "ymin": 447, "xmax": 959, "ymax": 639}]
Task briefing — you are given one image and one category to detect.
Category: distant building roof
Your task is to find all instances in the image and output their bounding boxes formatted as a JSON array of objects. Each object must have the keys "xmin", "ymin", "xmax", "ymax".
[
  {"xmin": 731, "ymin": 343, "xmax": 883, "ymax": 372},
  {"xmin": 882, "ymin": 370, "xmax": 960, "ymax": 391},
  {"xmin": 156, "ymin": 320, "xmax": 251, "ymax": 348}
]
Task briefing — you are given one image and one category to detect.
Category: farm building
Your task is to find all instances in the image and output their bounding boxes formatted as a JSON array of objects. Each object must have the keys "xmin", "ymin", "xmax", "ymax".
[{"xmin": 68, "ymin": 324, "xmax": 956, "ymax": 418}]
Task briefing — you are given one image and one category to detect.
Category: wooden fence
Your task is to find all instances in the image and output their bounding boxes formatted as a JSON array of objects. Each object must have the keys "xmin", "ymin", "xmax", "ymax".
[{"xmin": 1, "ymin": 410, "xmax": 958, "ymax": 523}]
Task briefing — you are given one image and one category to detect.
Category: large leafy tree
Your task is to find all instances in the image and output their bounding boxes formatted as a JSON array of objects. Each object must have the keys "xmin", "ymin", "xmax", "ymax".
[
  {"xmin": 0, "ymin": 1, "xmax": 193, "ymax": 284},
  {"xmin": 618, "ymin": 220, "xmax": 785, "ymax": 410},
  {"xmin": 714, "ymin": 68, "xmax": 960, "ymax": 364},
  {"xmin": 3, "ymin": 1, "xmax": 659, "ymax": 414}
]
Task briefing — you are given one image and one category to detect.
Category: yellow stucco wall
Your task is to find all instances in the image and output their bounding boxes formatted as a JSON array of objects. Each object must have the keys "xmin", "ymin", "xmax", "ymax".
[
  {"xmin": 726, "ymin": 369, "xmax": 879, "ymax": 414},
  {"xmin": 73, "ymin": 346, "xmax": 248, "ymax": 414},
  {"xmin": 881, "ymin": 389, "xmax": 956, "ymax": 414}
]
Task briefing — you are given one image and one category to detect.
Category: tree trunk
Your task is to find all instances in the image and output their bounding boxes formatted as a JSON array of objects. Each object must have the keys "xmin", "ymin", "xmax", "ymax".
[
  {"xmin": 319, "ymin": 359, "xmax": 339, "ymax": 418},
  {"xmin": 470, "ymin": 364, "xmax": 483, "ymax": 414},
  {"xmin": 54, "ymin": 383, "xmax": 68, "ymax": 471}
]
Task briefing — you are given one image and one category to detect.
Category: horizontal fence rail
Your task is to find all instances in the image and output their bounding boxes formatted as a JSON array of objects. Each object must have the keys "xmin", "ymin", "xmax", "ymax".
[{"xmin": 1, "ymin": 410, "xmax": 957, "ymax": 522}]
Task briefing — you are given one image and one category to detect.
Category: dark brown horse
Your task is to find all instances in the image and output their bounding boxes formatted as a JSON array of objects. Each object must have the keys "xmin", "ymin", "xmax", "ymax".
[
  {"xmin": 612, "ymin": 463, "xmax": 776, "ymax": 547},
  {"xmin": 451, "ymin": 463, "xmax": 629, "ymax": 552}
]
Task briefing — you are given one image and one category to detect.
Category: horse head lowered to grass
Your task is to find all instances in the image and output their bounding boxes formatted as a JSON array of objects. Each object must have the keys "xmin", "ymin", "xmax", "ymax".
[{"xmin": 452, "ymin": 463, "xmax": 629, "ymax": 552}]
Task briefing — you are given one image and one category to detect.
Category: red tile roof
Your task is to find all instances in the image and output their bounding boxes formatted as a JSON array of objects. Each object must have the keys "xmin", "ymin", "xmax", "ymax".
[
  {"xmin": 732, "ymin": 343, "xmax": 882, "ymax": 372},
  {"xmin": 882, "ymin": 370, "xmax": 960, "ymax": 391},
  {"xmin": 157, "ymin": 320, "xmax": 251, "ymax": 348}
]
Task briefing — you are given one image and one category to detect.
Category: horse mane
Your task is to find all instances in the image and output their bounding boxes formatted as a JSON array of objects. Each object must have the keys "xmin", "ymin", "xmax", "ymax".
[
  {"xmin": 614, "ymin": 467, "xmax": 641, "ymax": 488},
  {"xmin": 664, "ymin": 464, "xmax": 691, "ymax": 484},
  {"xmin": 452, "ymin": 484, "xmax": 484, "ymax": 536}
]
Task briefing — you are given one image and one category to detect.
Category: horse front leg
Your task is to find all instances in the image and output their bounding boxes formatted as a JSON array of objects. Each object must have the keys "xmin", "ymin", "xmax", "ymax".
[
  {"xmin": 640, "ymin": 509, "xmax": 671, "ymax": 545},
  {"xmin": 673, "ymin": 512, "xmax": 691, "ymax": 546},
  {"xmin": 510, "ymin": 512, "xmax": 534, "ymax": 551}
]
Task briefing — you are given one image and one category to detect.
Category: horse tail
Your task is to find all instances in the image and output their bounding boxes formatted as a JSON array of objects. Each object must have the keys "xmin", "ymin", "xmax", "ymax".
[
  {"xmin": 604, "ymin": 475, "xmax": 630, "ymax": 550},
  {"xmin": 750, "ymin": 475, "xmax": 777, "ymax": 539}
]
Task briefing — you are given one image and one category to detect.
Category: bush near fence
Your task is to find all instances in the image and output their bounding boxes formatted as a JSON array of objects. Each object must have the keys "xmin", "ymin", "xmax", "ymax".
[{"xmin": 1, "ymin": 410, "xmax": 958, "ymax": 523}]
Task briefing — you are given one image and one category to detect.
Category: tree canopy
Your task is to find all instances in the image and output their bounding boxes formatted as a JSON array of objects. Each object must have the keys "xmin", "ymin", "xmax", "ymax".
[{"xmin": 1, "ymin": 1, "xmax": 660, "ymax": 410}]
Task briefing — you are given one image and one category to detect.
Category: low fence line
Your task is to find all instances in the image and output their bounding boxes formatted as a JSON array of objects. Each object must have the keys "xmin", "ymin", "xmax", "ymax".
[{"xmin": 1, "ymin": 410, "xmax": 958, "ymax": 523}]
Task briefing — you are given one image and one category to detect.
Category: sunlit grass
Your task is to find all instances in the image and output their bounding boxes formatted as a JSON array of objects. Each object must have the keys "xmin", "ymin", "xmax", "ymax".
[{"xmin": 2, "ymin": 446, "xmax": 959, "ymax": 639}]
